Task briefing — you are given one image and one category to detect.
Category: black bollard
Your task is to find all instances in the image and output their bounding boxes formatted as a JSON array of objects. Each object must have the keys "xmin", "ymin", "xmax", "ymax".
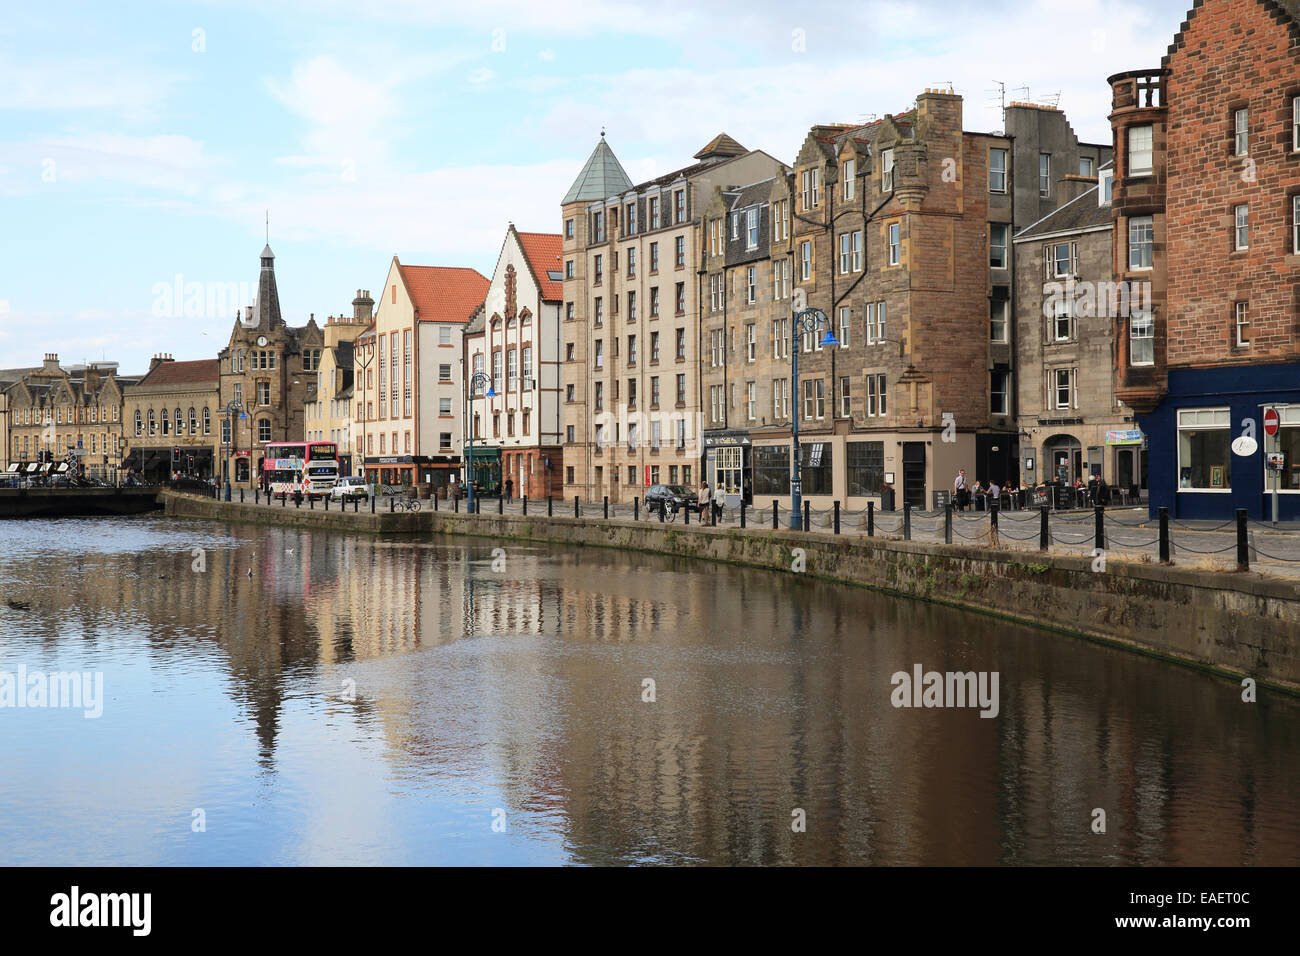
[
  {"xmin": 990, "ymin": 499, "xmax": 998, "ymax": 533},
  {"xmin": 1039, "ymin": 505, "xmax": 1049, "ymax": 551},
  {"xmin": 1094, "ymin": 505, "xmax": 1105, "ymax": 552},
  {"xmin": 833, "ymin": 501, "xmax": 840, "ymax": 535},
  {"xmin": 498, "ymin": 496, "xmax": 503, "ymax": 515},
  {"xmin": 522, "ymin": 495, "xmax": 526, "ymax": 516},
  {"xmin": 547, "ymin": 495, "xmax": 552, "ymax": 517},
  {"xmin": 868, "ymin": 500, "xmax": 874, "ymax": 537},
  {"xmin": 574, "ymin": 495, "xmax": 580, "ymax": 519},
  {"xmin": 903, "ymin": 503, "xmax": 912, "ymax": 540},
  {"xmin": 1236, "ymin": 508, "xmax": 1249, "ymax": 571},
  {"xmin": 772, "ymin": 500, "xmax": 778, "ymax": 530},
  {"xmin": 944, "ymin": 502, "xmax": 952, "ymax": 544},
  {"xmin": 740, "ymin": 501, "xmax": 746, "ymax": 529},
  {"xmin": 803, "ymin": 500, "xmax": 809, "ymax": 532},
  {"xmin": 604, "ymin": 495, "xmax": 608, "ymax": 519},
  {"xmin": 1158, "ymin": 507, "xmax": 1170, "ymax": 563},
  {"xmin": 634, "ymin": 497, "xmax": 639, "ymax": 521}
]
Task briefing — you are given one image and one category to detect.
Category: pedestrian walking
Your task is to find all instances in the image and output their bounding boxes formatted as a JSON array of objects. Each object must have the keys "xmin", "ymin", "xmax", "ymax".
[
  {"xmin": 505, "ymin": 477, "xmax": 514, "ymax": 504},
  {"xmin": 954, "ymin": 469, "xmax": 970, "ymax": 512},
  {"xmin": 700, "ymin": 481, "xmax": 711, "ymax": 523}
]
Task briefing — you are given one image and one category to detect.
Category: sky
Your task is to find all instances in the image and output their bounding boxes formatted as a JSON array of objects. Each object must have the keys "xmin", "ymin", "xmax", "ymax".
[{"xmin": 0, "ymin": 0, "xmax": 1195, "ymax": 374}]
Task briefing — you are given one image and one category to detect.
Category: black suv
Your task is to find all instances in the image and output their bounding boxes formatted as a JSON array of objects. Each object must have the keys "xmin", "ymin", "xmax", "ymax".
[{"xmin": 643, "ymin": 484, "xmax": 698, "ymax": 520}]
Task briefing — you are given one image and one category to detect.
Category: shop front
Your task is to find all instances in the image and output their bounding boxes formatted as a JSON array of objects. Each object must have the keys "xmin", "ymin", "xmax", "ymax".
[
  {"xmin": 703, "ymin": 432, "xmax": 752, "ymax": 507},
  {"xmin": 463, "ymin": 446, "xmax": 501, "ymax": 497}
]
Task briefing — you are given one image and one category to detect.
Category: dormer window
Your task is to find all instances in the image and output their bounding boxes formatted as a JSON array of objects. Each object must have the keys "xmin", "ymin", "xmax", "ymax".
[
  {"xmin": 881, "ymin": 149, "xmax": 895, "ymax": 191},
  {"xmin": 1098, "ymin": 169, "xmax": 1114, "ymax": 205}
]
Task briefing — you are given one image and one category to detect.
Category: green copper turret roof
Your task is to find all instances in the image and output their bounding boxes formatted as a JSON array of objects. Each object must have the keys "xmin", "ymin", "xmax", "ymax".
[{"xmin": 562, "ymin": 135, "xmax": 633, "ymax": 205}]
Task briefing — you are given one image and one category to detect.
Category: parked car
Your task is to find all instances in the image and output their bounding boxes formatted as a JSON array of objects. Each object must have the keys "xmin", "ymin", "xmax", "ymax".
[
  {"xmin": 643, "ymin": 484, "xmax": 699, "ymax": 518},
  {"xmin": 331, "ymin": 476, "xmax": 370, "ymax": 502}
]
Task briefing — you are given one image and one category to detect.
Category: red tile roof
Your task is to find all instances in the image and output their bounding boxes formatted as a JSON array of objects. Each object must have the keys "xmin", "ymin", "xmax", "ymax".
[
  {"xmin": 139, "ymin": 358, "xmax": 220, "ymax": 387},
  {"xmin": 398, "ymin": 265, "xmax": 490, "ymax": 323},
  {"xmin": 516, "ymin": 231, "xmax": 563, "ymax": 301}
]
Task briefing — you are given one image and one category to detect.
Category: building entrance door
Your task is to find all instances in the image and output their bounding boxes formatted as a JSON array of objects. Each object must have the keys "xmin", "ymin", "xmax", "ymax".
[{"xmin": 902, "ymin": 442, "xmax": 926, "ymax": 510}]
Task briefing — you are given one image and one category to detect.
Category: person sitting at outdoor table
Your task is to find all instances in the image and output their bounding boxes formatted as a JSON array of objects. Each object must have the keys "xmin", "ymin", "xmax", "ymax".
[{"xmin": 973, "ymin": 480, "xmax": 986, "ymax": 511}]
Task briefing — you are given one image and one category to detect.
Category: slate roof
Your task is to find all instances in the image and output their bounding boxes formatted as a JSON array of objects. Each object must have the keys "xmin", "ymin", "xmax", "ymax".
[
  {"xmin": 516, "ymin": 231, "xmax": 563, "ymax": 301},
  {"xmin": 136, "ymin": 359, "xmax": 220, "ymax": 387},
  {"xmin": 694, "ymin": 132, "xmax": 746, "ymax": 159},
  {"xmin": 398, "ymin": 265, "xmax": 490, "ymax": 324},
  {"xmin": 563, "ymin": 137, "xmax": 634, "ymax": 205},
  {"xmin": 1014, "ymin": 187, "xmax": 1111, "ymax": 241}
]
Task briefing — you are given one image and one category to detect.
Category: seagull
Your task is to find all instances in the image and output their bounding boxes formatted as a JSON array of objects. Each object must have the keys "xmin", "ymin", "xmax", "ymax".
[{"xmin": 285, "ymin": 548, "xmax": 295, "ymax": 555}]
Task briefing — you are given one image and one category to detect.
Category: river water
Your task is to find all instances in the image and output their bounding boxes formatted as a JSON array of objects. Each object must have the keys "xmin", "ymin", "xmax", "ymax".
[{"xmin": 0, "ymin": 516, "xmax": 1295, "ymax": 866}]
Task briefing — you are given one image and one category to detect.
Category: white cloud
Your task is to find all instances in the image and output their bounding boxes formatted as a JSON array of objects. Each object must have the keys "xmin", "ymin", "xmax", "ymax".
[
  {"xmin": 468, "ymin": 67, "xmax": 495, "ymax": 85},
  {"xmin": 0, "ymin": 133, "xmax": 216, "ymax": 197},
  {"xmin": 538, "ymin": 49, "xmax": 556, "ymax": 62}
]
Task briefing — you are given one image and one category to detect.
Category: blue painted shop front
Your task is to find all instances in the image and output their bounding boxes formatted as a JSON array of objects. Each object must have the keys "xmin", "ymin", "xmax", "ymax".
[{"xmin": 1138, "ymin": 363, "xmax": 1300, "ymax": 520}]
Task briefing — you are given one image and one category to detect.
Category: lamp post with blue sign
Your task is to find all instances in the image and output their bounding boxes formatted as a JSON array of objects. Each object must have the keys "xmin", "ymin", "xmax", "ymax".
[
  {"xmin": 788, "ymin": 294, "xmax": 839, "ymax": 530},
  {"xmin": 466, "ymin": 371, "xmax": 496, "ymax": 513}
]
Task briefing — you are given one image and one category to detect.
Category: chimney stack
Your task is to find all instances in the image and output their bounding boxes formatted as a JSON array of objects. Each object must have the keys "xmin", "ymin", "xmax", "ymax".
[{"xmin": 353, "ymin": 288, "xmax": 374, "ymax": 321}]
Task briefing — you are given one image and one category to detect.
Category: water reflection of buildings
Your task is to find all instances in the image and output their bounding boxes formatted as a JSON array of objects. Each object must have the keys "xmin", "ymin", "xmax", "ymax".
[{"xmin": 30, "ymin": 526, "xmax": 1300, "ymax": 865}]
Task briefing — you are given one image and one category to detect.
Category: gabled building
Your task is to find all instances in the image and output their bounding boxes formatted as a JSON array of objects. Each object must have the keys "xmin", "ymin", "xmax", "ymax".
[
  {"xmin": 306, "ymin": 290, "xmax": 372, "ymax": 477},
  {"xmin": 462, "ymin": 225, "xmax": 565, "ymax": 499},
  {"xmin": 356, "ymin": 258, "xmax": 488, "ymax": 489},
  {"xmin": 216, "ymin": 244, "xmax": 324, "ymax": 489},
  {"xmin": 561, "ymin": 132, "xmax": 787, "ymax": 502},
  {"xmin": 0, "ymin": 364, "xmax": 41, "ymax": 473},
  {"xmin": 123, "ymin": 355, "xmax": 221, "ymax": 481},
  {"xmin": 4, "ymin": 354, "xmax": 132, "ymax": 480},
  {"xmin": 1109, "ymin": 0, "xmax": 1300, "ymax": 519}
]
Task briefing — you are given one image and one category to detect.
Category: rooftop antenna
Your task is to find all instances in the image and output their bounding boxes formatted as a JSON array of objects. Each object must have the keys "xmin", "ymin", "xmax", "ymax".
[
  {"xmin": 1045, "ymin": 91, "xmax": 1062, "ymax": 109},
  {"xmin": 1013, "ymin": 84, "xmax": 1031, "ymax": 103},
  {"xmin": 987, "ymin": 81, "xmax": 1006, "ymax": 111}
]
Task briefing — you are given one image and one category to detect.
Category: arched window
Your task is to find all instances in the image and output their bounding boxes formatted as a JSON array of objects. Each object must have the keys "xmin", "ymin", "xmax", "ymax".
[
  {"xmin": 134, "ymin": 410, "xmax": 142, "ymax": 437},
  {"xmin": 202, "ymin": 407, "xmax": 210, "ymax": 435},
  {"xmin": 258, "ymin": 419, "xmax": 271, "ymax": 443},
  {"xmin": 161, "ymin": 410, "xmax": 169, "ymax": 435},
  {"xmin": 175, "ymin": 408, "xmax": 183, "ymax": 434},
  {"xmin": 147, "ymin": 410, "xmax": 156, "ymax": 436},
  {"xmin": 189, "ymin": 407, "xmax": 197, "ymax": 432}
]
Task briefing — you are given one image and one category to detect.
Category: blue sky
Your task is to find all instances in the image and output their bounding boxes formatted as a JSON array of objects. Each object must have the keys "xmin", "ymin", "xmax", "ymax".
[{"xmin": 1, "ymin": 0, "xmax": 1193, "ymax": 373}]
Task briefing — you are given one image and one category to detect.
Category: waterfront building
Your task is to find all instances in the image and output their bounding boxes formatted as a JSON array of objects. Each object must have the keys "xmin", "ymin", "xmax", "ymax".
[
  {"xmin": 216, "ymin": 244, "xmax": 324, "ymax": 489},
  {"xmin": 462, "ymin": 225, "xmax": 565, "ymax": 499},
  {"xmin": 1013, "ymin": 163, "xmax": 1146, "ymax": 493},
  {"xmin": 701, "ymin": 93, "xmax": 1108, "ymax": 512},
  {"xmin": 3, "ymin": 354, "xmax": 132, "ymax": 481},
  {"xmin": 561, "ymin": 132, "xmax": 787, "ymax": 502},
  {"xmin": 0, "ymin": 364, "xmax": 41, "ymax": 473},
  {"xmin": 305, "ymin": 290, "xmax": 372, "ymax": 477},
  {"xmin": 355, "ymin": 258, "xmax": 488, "ymax": 490},
  {"xmin": 1109, "ymin": 0, "xmax": 1300, "ymax": 519},
  {"xmin": 122, "ymin": 355, "xmax": 221, "ymax": 481}
]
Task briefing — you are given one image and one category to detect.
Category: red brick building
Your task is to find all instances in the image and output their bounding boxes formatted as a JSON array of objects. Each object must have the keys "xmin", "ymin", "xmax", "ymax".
[{"xmin": 1110, "ymin": 0, "xmax": 1300, "ymax": 518}]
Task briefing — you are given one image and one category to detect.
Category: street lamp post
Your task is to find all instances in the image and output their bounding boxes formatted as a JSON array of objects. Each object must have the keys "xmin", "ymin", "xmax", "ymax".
[
  {"xmin": 788, "ymin": 304, "xmax": 839, "ymax": 530},
  {"xmin": 465, "ymin": 371, "xmax": 497, "ymax": 514},
  {"xmin": 222, "ymin": 399, "xmax": 245, "ymax": 501}
]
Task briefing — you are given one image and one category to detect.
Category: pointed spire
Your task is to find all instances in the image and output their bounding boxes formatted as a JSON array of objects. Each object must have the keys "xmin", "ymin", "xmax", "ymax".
[
  {"xmin": 562, "ymin": 134, "xmax": 633, "ymax": 205},
  {"xmin": 253, "ymin": 243, "xmax": 283, "ymax": 330}
]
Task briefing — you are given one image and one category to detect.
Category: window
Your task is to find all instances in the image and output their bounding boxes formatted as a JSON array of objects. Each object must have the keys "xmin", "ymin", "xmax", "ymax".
[
  {"xmin": 730, "ymin": 211, "xmax": 740, "ymax": 240},
  {"xmin": 439, "ymin": 397, "xmax": 452, "ymax": 415},
  {"xmin": 676, "ymin": 373, "xmax": 686, "ymax": 405},
  {"xmin": 865, "ymin": 300, "xmax": 886, "ymax": 343},
  {"xmin": 257, "ymin": 381, "xmax": 270, "ymax": 406},
  {"xmin": 746, "ymin": 266, "xmax": 756, "ymax": 303},
  {"xmin": 1234, "ymin": 204, "xmax": 1249, "ymax": 250},
  {"xmin": 627, "ymin": 203, "xmax": 637, "ymax": 234},
  {"xmin": 839, "ymin": 233, "xmax": 852, "ymax": 274},
  {"xmin": 134, "ymin": 410, "xmax": 142, "ymax": 436},
  {"xmin": 881, "ymin": 149, "xmax": 894, "ymax": 191},
  {"xmin": 843, "ymin": 158, "xmax": 855, "ymax": 200},
  {"xmin": 832, "ymin": 307, "xmax": 848, "ymax": 347},
  {"xmin": 627, "ymin": 247, "xmax": 636, "ymax": 277},
  {"xmin": 1177, "ymin": 409, "xmax": 1232, "ymax": 490},
  {"xmin": 674, "ymin": 189, "xmax": 685, "ymax": 224},
  {"xmin": 709, "ymin": 274, "xmax": 723, "ymax": 312},
  {"xmin": 651, "ymin": 376, "xmax": 660, "ymax": 406},
  {"xmin": 627, "ymin": 419, "xmax": 638, "ymax": 448},
  {"xmin": 649, "ymin": 196, "xmax": 660, "ymax": 229},
  {"xmin": 438, "ymin": 327, "xmax": 452, "ymax": 346},
  {"xmin": 1128, "ymin": 125, "xmax": 1153, "ymax": 176},
  {"xmin": 594, "ymin": 339, "xmax": 604, "ymax": 369},
  {"xmin": 566, "ymin": 466, "xmax": 575, "ymax": 484},
  {"xmin": 709, "ymin": 384, "xmax": 724, "ymax": 423},
  {"xmin": 990, "ymin": 224, "xmax": 1009, "ymax": 269},
  {"xmin": 1100, "ymin": 168, "xmax": 1114, "ymax": 204},
  {"xmin": 565, "ymin": 218, "xmax": 574, "ymax": 239},
  {"xmin": 675, "ymin": 283, "xmax": 685, "ymax": 314},
  {"xmin": 493, "ymin": 349, "xmax": 503, "ymax": 390},
  {"xmin": 439, "ymin": 363, "xmax": 452, "ymax": 381},
  {"xmin": 800, "ymin": 241, "xmax": 812, "ymax": 280},
  {"xmin": 839, "ymin": 376, "xmax": 851, "ymax": 417},
  {"xmin": 594, "ymin": 297, "xmax": 603, "ymax": 324},
  {"xmin": 1235, "ymin": 301, "xmax": 1250, "ymax": 347},
  {"xmin": 991, "ymin": 371, "xmax": 1008, "ymax": 415},
  {"xmin": 675, "ymin": 328, "xmax": 686, "ymax": 360},
  {"xmin": 595, "ymin": 382, "xmax": 603, "ymax": 412},
  {"xmin": 887, "ymin": 223, "xmax": 900, "ymax": 265},
  {"xmin": 876, "ymin": 374, "xmax": 887, "ymax": 415},
  {"xmin": 628, "ymin": 290, "xmax": 637, "ymax": 320},
  {"xmin": 801, "ymin": 168, "xmax": 820, "ymax": 209},
  {"xmin": 710, "ymin": 329, "xmax": 723, "ymax": 367},
  {"xmin": 799, "ymin": 443, "xmax": 833, "ymax": 495},
  {"xmin": 566, "ymin": 384, "xmax": 575, "ymax": 403},
  {"xmin": 771, "ymin": 378, "xmax": 787, "ymax": 419},
  {"xmin": 1039, "ymin": 153, "xmax": 1051, "ymax": 197},
  {"xmin": 565, "ymin": 260, "xmax": 574, "ymax": 279},
  {"xmin": 440, "ymin": 431, "xmax": 452, "ymax": 451},
  {"xmin": 1080, "ymin": 157, "xmax": 1095, "ymax": 177},
  {"xmin": 651, "ymin": 330, "xmax": 661, "ymax": 361},
  {"xmin": 594, "ymin": 254, "xmax": 603, "ymax": 283},
  {"xmin": 746, "ymin": 324, "xmax": 756, "ymax": 361},
  {"xmin": 1053, "ymin": 296, "xmax": 1072, "ymax": 341},
  {"xmin": 1128, "ymin": 218, "xmax": 1153, "ymax": 270},
  {"xmin": 754, "ymin": 444, "xmax": 790, "ymax": 496},
  {"xmin": 989, "ymin": 148, "xmax": 1007, "ymax": 193},
  {"xmin": 1053, "ymin": 368, "xmax": 1074, "ymax": 410},
  {"xmin": 1294, "ymin": 195, "xmax": 1300, "ymax": 254},
  {"xmin": 649, "ymin": 287, "xmax": 660, "ymax": 318},
  {"xmin": 773, "ymin": 199, "xmax": 788, "ymax": 241},
  {"xmin": 675, "ymin": 237, "xmax": 685, "ymax": 268},
  {"xmin": 846, "ymin": 442, "xmax": 884, "ymax": 496},
  {"xmin": 258, "ymin": 419, "xmax": 271, "ymax": 443},
  {"xmin": 773, "ymin": 258, "xmax": 789, "ymax": 299},
  {"xmin": 803, "ymin": 379, "xmax": 825, "ymax": 420},
  {"xmin": 565, "ymin": 343, "xmax": 575, "ymax": 362},
  {"xmin": 202, "ymin": 408, "xmax": 210, "ymax": 435},
  {"xmin": 772, "ymin": 318, "xmax": 789, "ymax": 358},
  {"xmin": 851, "ymin": 230, "xmax": 862, "ymax": 271},
  {"xmin": 1234, "ymin": 108, "xmax": 1249, "ymax": 157},
  {"xmin": 593, "ymin": 210, "xmax": 604, "ymax": 242},
  {"xmin": 990, "ymin": 299, "xmax": 1008, "ymax": 343},
  {"xmin": 1130, "ymin": 310, "xmax": 1154, "ymax": 365},
  {"xmin": 628, "ymin": 334, "xmax": 637, "ymax": 364},
  {"xmin": 866, "ymin": 375, "xmax": 876, "ymax": 416}
]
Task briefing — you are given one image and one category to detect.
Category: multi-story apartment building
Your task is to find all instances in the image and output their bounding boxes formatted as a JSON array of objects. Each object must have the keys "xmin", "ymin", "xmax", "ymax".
[
  {"xmin": 1013, "ymin": 164, "xmax": 1146, "ymax": 492},
  {"xmin": 356, "ymin": 258, "xmax": 488, "ymax": 490},
  {"xmin": 216, "ymin": 244, "xmax": 324, "ymax": 489},
  {"xmin": 1109, "ymin": 0, "xmax": 1300, "ymax": 519},
  {"xmin": 4, "ymin": 354, "xmax": 131, "ymax": 480},
  {"xmin": 462, "ymin": 226, "xmax": 565, "ymax": 499},
  {"xmin": 122, "ymin": 355, "xmax": 221, "ymax": 481},
  {"xmin": 305, "ymin": 290, "xmax": 372, "ymax": 477},
  {"xmin": 561, "ymin": 132, "xmax": 787, "ymax": 502},
  {"xmin": 0, "ymin": 364, "xmax": 40, "ymax": 474},
  {"xmin": 700, "ymin": 92, "xmax": 1108, "ymax": 512}
]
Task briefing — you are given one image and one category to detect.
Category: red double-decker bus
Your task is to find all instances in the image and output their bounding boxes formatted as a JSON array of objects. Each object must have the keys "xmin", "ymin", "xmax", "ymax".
[{"xmin": 262, "ymin": 441, "xmax": 338, "ymax": 498}]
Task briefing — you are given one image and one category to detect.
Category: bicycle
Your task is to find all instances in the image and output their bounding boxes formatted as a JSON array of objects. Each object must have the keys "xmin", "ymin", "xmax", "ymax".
[{"xmin": 394, "ymin": 496, "xmax": 421, "ymax": 513}]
